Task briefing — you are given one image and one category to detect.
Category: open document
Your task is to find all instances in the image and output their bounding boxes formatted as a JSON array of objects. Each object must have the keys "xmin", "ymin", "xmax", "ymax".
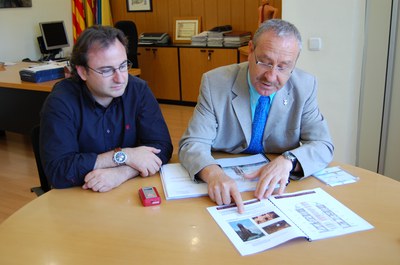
[
  {"xmin": 207, "ymin": 188, "xmax": 374, "ymax": 256},
  {"xmin": 160, "ymin": 154, "xmax": 269, "ymax": 200}
]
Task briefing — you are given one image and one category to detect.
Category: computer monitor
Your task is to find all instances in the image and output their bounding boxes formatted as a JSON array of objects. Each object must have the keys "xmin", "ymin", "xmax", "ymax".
[{"xmin": 39, "ymin": 21, "xmax": 69, "ymax": 52}]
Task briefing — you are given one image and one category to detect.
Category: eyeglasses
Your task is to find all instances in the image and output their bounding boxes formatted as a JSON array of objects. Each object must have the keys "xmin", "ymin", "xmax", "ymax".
[
  {"xmin": 253, "ymin": 52, "xmax": 293, "ymax": 76},
  {"xmin": 87, "ymin": 60, "xmax": 132, "ymax": 78}
]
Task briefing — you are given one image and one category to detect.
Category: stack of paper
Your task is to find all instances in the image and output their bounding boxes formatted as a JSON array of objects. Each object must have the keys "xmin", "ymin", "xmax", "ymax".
[
  {"xmin": 191, "ymin": 31, "xmax": 208, "ymax": 46},
  {"xmin": 223, "ymin": 31, "xmax": 252, "ymax": 47},
  {"xmin": 207, "ymin": 30, "xmax": 230, "ymax": 47}
]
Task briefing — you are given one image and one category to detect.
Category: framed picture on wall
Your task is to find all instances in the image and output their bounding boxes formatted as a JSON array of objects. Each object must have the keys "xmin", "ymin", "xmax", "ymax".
[
  {"xmin": 173, "ymin": 17, "xmax": 201, "ymax": 44},
  {"xmin": 127, "ymin": 0, "xmax": 152, "ymax": 12},
  {"xmin": 0, "ymin": 0, "xmax": 32, "ymax": 8}
]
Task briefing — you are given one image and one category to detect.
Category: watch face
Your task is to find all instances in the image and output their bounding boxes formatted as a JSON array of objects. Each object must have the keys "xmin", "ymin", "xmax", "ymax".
[
  {"xmin": 114, "ymin": 151, "xmax": 127, "ymax": 164},
  {"xmin": 283, "ymin": 152, "xmax": 296, "ymax": 162}
]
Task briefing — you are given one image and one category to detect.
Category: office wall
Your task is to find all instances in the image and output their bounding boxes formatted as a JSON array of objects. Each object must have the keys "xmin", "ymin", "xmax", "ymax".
[
  {"xmin": 111, "ymin": 0, "xmax": 281, "ymax": 37},
  {"xmin": 357, "ymin": 0, "xmax": 392, "ymax": 173},
  {"xmin": 285, "ymin": 0, "xmax": 400, "ymax": 180},
  {"xmin": 283, "ymin": 0, "xmax": 365, "ymax": 165},
  {"xmin": 0, "ymin": 0, "xmax": 72, "ymax": 62},
  {"xmin": 384, "ymin": 11, "xmax": 400, "ymax": 180},
  {"xmin": 369, "ymin": 0, "xmax": 400, "ymax": 181}
]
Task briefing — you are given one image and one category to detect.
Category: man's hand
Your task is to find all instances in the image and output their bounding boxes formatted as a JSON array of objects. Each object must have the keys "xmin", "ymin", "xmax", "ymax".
[
  {"xmin": 199, "ymin": 165, "xmax": 244, "ymax": 213},
  {"xmin": 125, "ymin": 146, "xmax": 162, "ymax": 177},
  {"xmin": 244, "ymin": 155, "xmax": 292, "ymax": 199},
  {"xmin": 83, "ymin": 166, "xmax": 139, "ymax": 192}
]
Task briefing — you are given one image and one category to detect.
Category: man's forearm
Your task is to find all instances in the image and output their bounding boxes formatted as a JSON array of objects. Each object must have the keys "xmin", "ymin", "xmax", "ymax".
[{"xmin": 93, "ymin": 150, "xmax": 117, "ymax": 170}]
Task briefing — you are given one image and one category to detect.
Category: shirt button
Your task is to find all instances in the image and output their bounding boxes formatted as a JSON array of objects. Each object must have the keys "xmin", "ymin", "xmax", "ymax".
[{"xmin": 106, "ymin": 129, "xmax": 110, "ymax": 134}]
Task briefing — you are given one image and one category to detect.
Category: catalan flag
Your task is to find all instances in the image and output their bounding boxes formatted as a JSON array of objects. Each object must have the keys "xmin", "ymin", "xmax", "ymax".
[
  {"xmin": 72, "ymin": 0, "xmax": 85, "ymax": 43},
  {"xmin": 71, "ymin": 0, "xmax": 113, "ymax": 43},
  {"xmin": 85, "ymin": 0, "xmax": 96, "ymax": 27}
]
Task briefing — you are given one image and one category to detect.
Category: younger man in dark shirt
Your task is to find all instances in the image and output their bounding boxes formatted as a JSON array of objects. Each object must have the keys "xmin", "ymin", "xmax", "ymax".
[{"xmin": 40, "ymin": 25, "xmax": 172, "ymax": 192}]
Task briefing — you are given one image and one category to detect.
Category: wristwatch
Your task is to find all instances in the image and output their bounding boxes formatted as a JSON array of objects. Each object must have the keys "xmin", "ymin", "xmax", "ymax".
[
  {"xmin": 282, "ymin": 151, "xmax": 297, "ymax": 172},
  {"xmin": 113, "ymin": 148, "xmax": 127, "ymax": 166}
]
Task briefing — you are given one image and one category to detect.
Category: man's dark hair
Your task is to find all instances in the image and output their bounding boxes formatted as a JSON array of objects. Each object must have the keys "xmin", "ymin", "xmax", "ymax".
[{"xmin": 69, "ymin": 25, "xmax": 128, "ymax": 80}]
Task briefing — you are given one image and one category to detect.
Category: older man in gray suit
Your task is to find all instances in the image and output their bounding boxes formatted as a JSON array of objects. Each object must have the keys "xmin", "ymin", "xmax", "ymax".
[{"xmin": 179, "ymin": 19, "xmax": 334, "ymax": 213}]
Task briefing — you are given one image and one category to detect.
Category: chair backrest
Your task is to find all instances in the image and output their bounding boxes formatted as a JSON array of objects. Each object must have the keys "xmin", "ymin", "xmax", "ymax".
[
  {"xmin": 115, "ymin": 20, "xmax": 139, "ymax": 68},
  {"xmin": 258, "ymin": 3, "xmax": 279, "ymax": 26},
  {"xmin": 31, "ymin": 125, "xmax": 51, "ymax": 196}
]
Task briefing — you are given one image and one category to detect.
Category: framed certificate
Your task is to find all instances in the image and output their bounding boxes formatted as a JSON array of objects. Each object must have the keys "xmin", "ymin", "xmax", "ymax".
[
  {"xmin": 173, "ymin": 16, "xmax": 201, "ymax": 43},
  {"xmin": 127, "ymin": 0, "xmax": 152, "ymax": 12}
]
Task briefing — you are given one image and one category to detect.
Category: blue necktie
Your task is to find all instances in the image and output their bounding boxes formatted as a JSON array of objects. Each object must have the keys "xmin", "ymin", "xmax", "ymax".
[{"xmin": 244, "ymin": 96, "xmax": 270, "ymax": 154}]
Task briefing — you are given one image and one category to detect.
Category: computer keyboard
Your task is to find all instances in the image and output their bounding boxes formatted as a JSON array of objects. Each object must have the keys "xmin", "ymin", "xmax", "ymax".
[{"xmin": 54, "ymin": 58, "xmax": 70, "ymax": 62}]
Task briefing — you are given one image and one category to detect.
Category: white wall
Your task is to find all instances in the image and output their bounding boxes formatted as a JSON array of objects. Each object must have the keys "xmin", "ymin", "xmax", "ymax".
[
  {"xmin": 384, "ymin": 13, "xmax": 400, "ymax": 180},
  {"xmin": 283, "ymin": 0, "xmax": 366, "ymax": 165},
  {"xmin": 0, "ymin": 0, "xmax": 73, "ymax": 62},
  {"xmin": 374, "ymin": 0, "xmax": 400, "ymax": 181},
  {"xmin": 357, "ymin": 0, "xmax": 392, "ymax": 172}
]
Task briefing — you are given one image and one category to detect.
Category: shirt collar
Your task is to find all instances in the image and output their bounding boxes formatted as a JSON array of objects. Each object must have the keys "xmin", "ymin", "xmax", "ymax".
[{"xmin": 247, "ymin": 70, "xmax": 276, "ymax": 104}]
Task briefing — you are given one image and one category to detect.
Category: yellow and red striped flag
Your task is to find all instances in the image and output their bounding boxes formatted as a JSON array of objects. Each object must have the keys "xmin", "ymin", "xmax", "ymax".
[
  {"xmin": 71, "ymin": 0, "xmax": 113, "ymax": 43},
  {"xmin": 85, "ymin": 0, "xmax": 96, "ymax": 27},
  {"xmin": 72, "ymin": 0, "xmax": 85, "ymax": 43}
]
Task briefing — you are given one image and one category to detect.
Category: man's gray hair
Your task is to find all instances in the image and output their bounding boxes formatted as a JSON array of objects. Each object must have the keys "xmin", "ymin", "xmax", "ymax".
[{"xmin": 253, "ymin": 19, "xmax": 302, "ymax": 50}]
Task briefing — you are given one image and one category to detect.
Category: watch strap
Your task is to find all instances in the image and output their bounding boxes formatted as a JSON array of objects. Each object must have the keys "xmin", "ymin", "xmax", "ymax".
[{"xmin": 282, "ymin": 151, "xmax": 297, "ymax": 172}]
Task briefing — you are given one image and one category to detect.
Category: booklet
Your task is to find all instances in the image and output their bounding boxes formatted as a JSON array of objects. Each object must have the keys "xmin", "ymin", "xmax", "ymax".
[
  {"xmin": 313, "ymin": 166, "xmax": 359, "ymax": 186},
  {"xmin": 160, "ymin": 154, "xmax": 269, "ymax": 200},
  {"xmin": 207, "ymin": 188, "xmax": 374, "ymax": 256}
]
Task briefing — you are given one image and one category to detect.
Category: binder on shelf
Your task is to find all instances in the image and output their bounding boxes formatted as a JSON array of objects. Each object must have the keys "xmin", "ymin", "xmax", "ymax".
[{"xmin": 138, "ymin": 33, "xmax": 170, "ymax": 45}]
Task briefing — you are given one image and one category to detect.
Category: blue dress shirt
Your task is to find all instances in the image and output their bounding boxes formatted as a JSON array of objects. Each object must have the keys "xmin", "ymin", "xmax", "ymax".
[{"xmin": 247, "ymin": 71, "xmax": 275, "ymax": 119}]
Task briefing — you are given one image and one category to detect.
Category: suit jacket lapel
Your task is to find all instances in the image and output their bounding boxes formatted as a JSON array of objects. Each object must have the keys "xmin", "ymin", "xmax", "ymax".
[
  {"xmin": 264, "ymin": 80, "xmax": 294, "ymax": 139},
  {"xmin": 232, "ymin": 64, "xmax": 252, "ymax": 142}
]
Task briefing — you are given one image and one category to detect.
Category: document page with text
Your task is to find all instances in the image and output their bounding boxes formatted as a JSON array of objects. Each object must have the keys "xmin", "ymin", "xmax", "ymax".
[
  {"xmin": 207, "ymin": 188, "xmax": 374, "ymax": 256},
  {"xmin": 160, "ymin": 154, "xmax": 269, "ymax": 200}
]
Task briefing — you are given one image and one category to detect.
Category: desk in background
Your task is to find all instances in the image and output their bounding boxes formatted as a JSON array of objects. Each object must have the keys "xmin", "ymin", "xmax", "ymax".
[
  {"xmin": 0, "ymin": 158, "xmax": 398, "ymax": 265},
  {"xmin": 238, "ymin": 45, "xmax": 249, "ymax": 62},
  {"xmin": 0, "ymin": 63, "xmax": 140, "ymax": 134}
]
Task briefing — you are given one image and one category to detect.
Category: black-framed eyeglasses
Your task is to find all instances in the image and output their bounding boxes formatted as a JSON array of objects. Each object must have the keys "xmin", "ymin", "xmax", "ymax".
[
  {"xmin": 87, "ymin": 60, "xmax": 132, "ymax": 78},
  {"xmin": 254, "ymin": 52, "xmax": 293, "ymax": 76}
]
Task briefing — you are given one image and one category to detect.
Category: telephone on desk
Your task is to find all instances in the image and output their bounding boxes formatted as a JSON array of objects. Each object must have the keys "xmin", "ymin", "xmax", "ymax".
[
  {"xmin": 138, "ymin": 33, "xmax": 170, "ymax": 45},
  {"xmin": 209, "ymin": 25, "xmax": 232, "ymax": 32}
]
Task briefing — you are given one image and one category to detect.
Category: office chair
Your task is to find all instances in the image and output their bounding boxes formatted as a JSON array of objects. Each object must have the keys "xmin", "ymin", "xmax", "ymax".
[
  {"xmin": 114, "ymin": 20, "xmax": 139, "ymax": 68},
  {"xmin": 30, "ymin": 125, "xmax": 51, "ymax": 196}
]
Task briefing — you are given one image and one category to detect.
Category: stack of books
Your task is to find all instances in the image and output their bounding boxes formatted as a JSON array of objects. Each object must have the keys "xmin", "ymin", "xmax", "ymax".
[
  {"xmin": 207, "ymin": 30, "xmax": 229, "ymax": 47},
  {"xmin": 223, "ymin": 31, "xmax": 252, "ymax": 47},
  {"xmin": 191, "ymin": 31, "xmax": 208, "ymax": 46}
]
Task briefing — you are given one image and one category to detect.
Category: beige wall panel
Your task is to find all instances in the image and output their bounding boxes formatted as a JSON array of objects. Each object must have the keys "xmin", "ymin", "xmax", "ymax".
[{"xmin": 111, "ymin": 0, "xmax": 281, "ymax": 37}]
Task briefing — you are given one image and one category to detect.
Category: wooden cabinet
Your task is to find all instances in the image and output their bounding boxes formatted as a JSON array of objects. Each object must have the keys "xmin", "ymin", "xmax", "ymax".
[
  {"xmin": 137, "ymin": 46, "xmax": 180, "ymax": 101},
  {"xmin": 138, "ymin": 45, "xmax": 238, "ymax": 103},
  {"xmin": 238, "ymin": 45, "xmax": 250, "ymax": 62},
  {"xmin": 180, "ymin": 48, "xmax": 238, "ymax": 102}
]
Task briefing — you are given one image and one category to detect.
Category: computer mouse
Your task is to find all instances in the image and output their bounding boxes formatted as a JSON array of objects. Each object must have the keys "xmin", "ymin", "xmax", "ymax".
[{"xmin": 22, "ymin": 58, "xmax": 32, "ymax": 62}]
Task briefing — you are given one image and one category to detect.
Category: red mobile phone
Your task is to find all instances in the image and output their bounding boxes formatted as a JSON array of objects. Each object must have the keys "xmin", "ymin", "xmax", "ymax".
[{"xmin": 139, "ymin": 187, "xmax": 161, "ymax": 206}]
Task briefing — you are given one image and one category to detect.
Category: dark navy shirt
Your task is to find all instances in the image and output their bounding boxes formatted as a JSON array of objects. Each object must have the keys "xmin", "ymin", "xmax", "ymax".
[{"xmin": 40, "ymin": 75, "xmax": 173, "ymax": 188}]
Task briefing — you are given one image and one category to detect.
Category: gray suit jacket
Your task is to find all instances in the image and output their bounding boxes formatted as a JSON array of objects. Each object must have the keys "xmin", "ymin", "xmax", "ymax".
[{"xmin": 179, "ymin": 62, "xmax": 334, "ymax": 179}]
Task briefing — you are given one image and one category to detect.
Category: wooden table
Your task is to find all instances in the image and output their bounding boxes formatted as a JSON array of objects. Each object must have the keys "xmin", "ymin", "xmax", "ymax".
[
  {"xmin": 0, "ymin": 160, "xmax": 398, "ymax": 264},
  {"xmin": 0, "ymin": 62, "xmax": 140, "ymax": 134}
]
